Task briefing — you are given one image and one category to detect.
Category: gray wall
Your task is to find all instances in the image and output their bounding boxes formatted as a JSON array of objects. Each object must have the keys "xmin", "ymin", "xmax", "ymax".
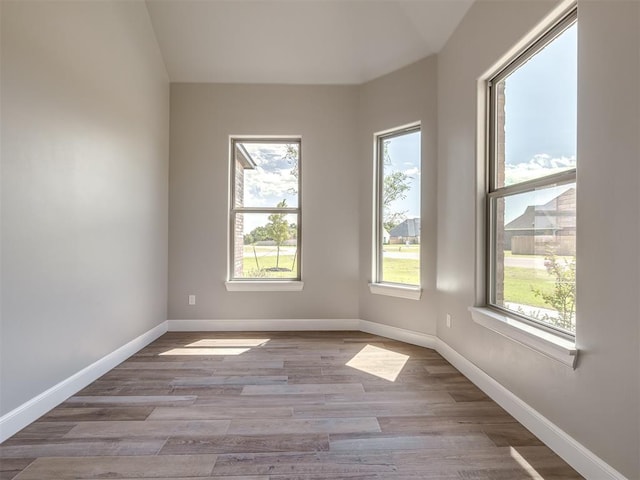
[
  {"xmin": 168, "ymin": 65, "xmax": 437, "ymax": 328},
  {"xmin": 168, "ymin": 84, "xmax": 360, "ymax": 320},
  {"xmin": 3, "ymin": 1, "xmax": 638, "ymax": 476},
  {"xmin": 358, "ymin": 57, "xmax": 439, "ymax": 334},
  {"xmin": 436, "ymin": 1, "xmax": 640, "ymax": 477},
  {"xmin": 0, "ymin": 1, "xmax": 170, "ymax": 415}
]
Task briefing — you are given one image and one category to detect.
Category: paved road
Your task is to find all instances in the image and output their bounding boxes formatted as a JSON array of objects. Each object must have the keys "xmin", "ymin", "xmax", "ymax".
[
  {"xmin": 247, "ymin": 247, "xmax": 548, "ymax": 270},
  {"xmin": 381, "ymin": 252, "xmax": 549, "ymax": 269},
  {"xmin": 245, "ymin": 247, "xmax": 296, "ymax": 257},
  {"xmin": 382, "ymin": 251, "xmax": 420, "ymax": 260},
  {"xmin": 504, "ymin": 255, "xmax": 548, "ymax": 270}
]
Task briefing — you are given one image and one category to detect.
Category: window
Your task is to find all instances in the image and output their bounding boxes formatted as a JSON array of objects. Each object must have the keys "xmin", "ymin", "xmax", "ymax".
[
  {"xmin": 487, "ymin": 9, "xmax": 577, "ymax": 336},
  {"xmin": 373, "ymin": 125, "xmax": 421, "ymax": 292},
  {"xmin": 229, "ymin": 138, "xmax": 301, "ymax": 282}
]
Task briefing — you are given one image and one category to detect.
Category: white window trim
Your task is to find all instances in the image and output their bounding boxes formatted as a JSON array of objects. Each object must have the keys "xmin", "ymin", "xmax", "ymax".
[
  {"xmin": 372, "ymin": 123, "xmax": 422, "ymax": 291},
  {"xmin": 476, "ymin": 6, "xmax": 579, "ymax": 351},
  {"xmin": 225, "ymin": 281, "xmax": 304, "ymax": 292},
  {"xmin": 228, "ymin": 137, "xmax": 302, "ymax": 282},
  {"xmin": 369, "ymin": 282, "xmax": 422, "ymax": 300},
  {"xmin": 469, "ymin": 307, "xmax": 577, "ymax": 368}
]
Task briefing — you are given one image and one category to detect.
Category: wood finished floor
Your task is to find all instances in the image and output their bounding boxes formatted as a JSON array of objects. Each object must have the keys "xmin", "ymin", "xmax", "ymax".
[{"xmin": 1, "ymin": 331, "xmax": 582, "ymax": 479}]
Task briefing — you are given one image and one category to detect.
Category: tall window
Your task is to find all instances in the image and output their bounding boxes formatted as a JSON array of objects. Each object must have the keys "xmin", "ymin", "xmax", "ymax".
[
  {"xmin": 229, "ymin": 138, "xmax": 301, "ymax": 281},
  {"xmin": 374, "ymin": 125, "xmax": 421, "ymax": 287},
  {"xmin": 487, "ymin": 9, "xmax": 577, "ymax": 335}
]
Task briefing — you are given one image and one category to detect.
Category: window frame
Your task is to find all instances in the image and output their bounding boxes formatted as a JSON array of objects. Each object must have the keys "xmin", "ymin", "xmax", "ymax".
[
  {"xmin": 485, "ymin": 8, "xmax": 577, "ymax": 339},
  {"xmin": 228, "ymin": 137, "xmax": 302, "ymax": 282},
  {"xmin": 372, "ymin": 123, "xmax": 422, "ymax": 293}
]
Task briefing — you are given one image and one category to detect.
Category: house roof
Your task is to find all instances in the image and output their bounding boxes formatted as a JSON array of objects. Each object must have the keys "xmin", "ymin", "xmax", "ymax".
[
  {"xmin": 390, "ymin": 218, "xmax": 420, "ymax": 237},
  {"xmin": 505, "ymin": 188, "xmax": 576, "ymax": 231},
  {"xmin": 235, "ymin": 143, "xmax": 256, "ymax": 170}
]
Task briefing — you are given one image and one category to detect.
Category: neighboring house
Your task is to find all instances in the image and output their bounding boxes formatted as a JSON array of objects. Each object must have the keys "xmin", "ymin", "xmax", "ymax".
[
  {"xmin": 389, "ymin": 218, "xmax": 420, "ymax": 244},
  {"xmin": 382, "ymin": 228, "xmax": 390, "ymax": 244},
  {"xmin": 504, "ymin": 188, "xmax": 576, "ymax": 255}
]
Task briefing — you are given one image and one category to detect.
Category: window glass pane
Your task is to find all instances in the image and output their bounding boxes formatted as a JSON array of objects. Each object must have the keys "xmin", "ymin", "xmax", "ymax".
[
  {"xmin": 381, "ymin": 130, "xmax": 420, "ymax": 286},
  {"xmin": 493, "ymin": 183, "xmax": 576, "ymax": 333},
  {"xmin": 496, "ymin": 23, "xmax": 577, "ymax": 188},
  {"xmin": 235, "ymin": 142, "xmax": 299, "ymax": 208},
  {"xmin": 233, "ymin": 213, "xmax": 298, "ymax": 280}
]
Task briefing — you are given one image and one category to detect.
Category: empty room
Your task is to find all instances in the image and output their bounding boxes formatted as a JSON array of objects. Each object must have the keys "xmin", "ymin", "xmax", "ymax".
[{"xmin": 1, "ymin": 0, "xmax": 639, "ymax": 479}]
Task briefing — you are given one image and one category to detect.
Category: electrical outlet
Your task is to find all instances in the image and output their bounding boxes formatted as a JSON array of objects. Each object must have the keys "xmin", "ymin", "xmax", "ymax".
[
  {"xmin": 446, "ymin": 314, "xmax": 452, "ymax": 328},
  {"xmin": 188, "ymin": 295, "xmax": 196, "ymax": 305}
]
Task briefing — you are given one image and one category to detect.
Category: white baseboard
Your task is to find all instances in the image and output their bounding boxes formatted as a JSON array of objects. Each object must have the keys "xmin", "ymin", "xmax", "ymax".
[
  {"xmin": 167, "ymin": 319, "xmax": 437, "ymax": 352},
  {"xmin": 167, "ymin": 318, "xmax": 359, "ymax": 332},
  {"xmin": 435, "ymin": 339, "xmax": 627, "ymax": 480},
  {"xmin": 0, "ymin": 321, "xmax": 168, "ymax": 443},
  {"xmin": 358, "ymin": 319, "xmax": 437, "ymax": 349},
  {"xmin": 1, "ymin": 317, "xmax": 626, "ymax": 479}
]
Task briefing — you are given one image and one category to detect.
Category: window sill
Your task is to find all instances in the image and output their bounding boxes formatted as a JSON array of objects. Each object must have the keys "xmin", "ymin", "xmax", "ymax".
[
  {"xmin": 225, "ymin": 281, "xmax": 304, "ymax": 292},
  {"xmin": 369, "ymin": 283, "xmax": 422, "ymax": 300},
  {"xmin": 468, "ymin": 307, "xmax": 577, "ymax": 368}
]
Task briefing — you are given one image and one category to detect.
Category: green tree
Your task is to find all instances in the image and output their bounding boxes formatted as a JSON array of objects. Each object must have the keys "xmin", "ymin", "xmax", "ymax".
[
  {"xmin": 382, "ymin": 140, "xmax": 412, "ymax": 231},
  {"xmin": 531, "ymin": 252, "xmax": 576, "ymax": 331},
  {"xmin": 243, "ymin": 225, "xmax": 271, "ymax": 245},
  {"xmin": 266, "ymin": 200, "xmax": 290, "ymax": 269},
  {"xmin": 285, "ymin": 144, "xmax": 299, "ymax": 194},
  {"xmin": 288, "ymin": 223, "xmax": 297, "ymax": 240},
  {"xmin": 383, "ymin": 209, "xmax": 408, "ymax": 234}
]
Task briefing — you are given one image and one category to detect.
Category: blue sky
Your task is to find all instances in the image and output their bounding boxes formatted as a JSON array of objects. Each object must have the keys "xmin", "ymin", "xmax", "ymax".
[
  {"xmin": 242, "ymin": 143, "xmax": 298, "ymax": 209},
  {"xmin": 238, "ymin": 22, "xmax": 576, "ymax": 230},
  {"xmin": 502, "ymin": 22, "xmax": 577, "ymax": 222},
  {"xmin": 384, "ymin": 130, "xmax": 421, "ymax": 223},
  {"xmin": 505, "ymin": 24, "xmax": 577, "ymax": 169},
  {"xmin": 383, "ymin": 23, "xmax": 576, "ymax": 226},
  {"xmin": 239, "ymin": 142, "xmax": 298, "ymax": 232}
]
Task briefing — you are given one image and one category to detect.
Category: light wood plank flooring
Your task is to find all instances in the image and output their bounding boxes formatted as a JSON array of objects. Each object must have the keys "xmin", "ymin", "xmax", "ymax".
[{"xmin": 1, "ymin": 331, "xmax": 582, "ymax": 479}]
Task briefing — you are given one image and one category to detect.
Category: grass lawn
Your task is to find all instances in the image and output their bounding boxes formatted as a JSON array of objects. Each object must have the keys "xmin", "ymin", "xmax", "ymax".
[
  {"xmin": 381, "ymin": 258, "xmax": 420, "ymax": 285},
  {"xmin": 241, "ymin": 252, "xmax": 297, "ymax": 279},
  {"xmin": 503, "ymin": 266, "xmax": 554, "ymax": 308},
  {"xmin": 238, "ymin": 246, "xmax": 558, "ymax": 311},
  {"xmin": 381, "ymin": 244, "xmax": 420, "ymax": 285}
]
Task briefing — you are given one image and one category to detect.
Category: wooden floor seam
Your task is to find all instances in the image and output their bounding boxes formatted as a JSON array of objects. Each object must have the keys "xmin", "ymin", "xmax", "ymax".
[{"xmin": 0, "ymin": 331, "xmax": 583, "ymax": 479}]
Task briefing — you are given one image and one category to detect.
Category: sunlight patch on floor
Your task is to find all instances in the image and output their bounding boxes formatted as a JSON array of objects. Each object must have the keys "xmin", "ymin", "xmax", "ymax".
[
  {"xmin": 159, "ymin": 338, "xmax": 271, "ymax": 355},
  {"xmin": 510, "ymin": 447, "xmax": 541, "ymax": 479},
  {"xmin": 159, "ymin": 347, "xmax": 251, "ymax": 356},
  {"xmin": 186, "ymin": 338, "xmax": 270, "ymax": 348},
  {"xmin": 345, "ymin": 344, "xmax": 409, "ymax": 381}
]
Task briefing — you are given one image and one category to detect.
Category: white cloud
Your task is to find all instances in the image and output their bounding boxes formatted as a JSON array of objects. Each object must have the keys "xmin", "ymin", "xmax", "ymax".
[
  {"xmin": 244, "ymin": 167, "xmax": 297, "ymax": 207},
  {"xmin": 402, "ymin": 167, "xmax": 420, "ymax": 177},
  {"xmin": 505, "ymin": 154, "xmax": 576, "ymax": 185}
]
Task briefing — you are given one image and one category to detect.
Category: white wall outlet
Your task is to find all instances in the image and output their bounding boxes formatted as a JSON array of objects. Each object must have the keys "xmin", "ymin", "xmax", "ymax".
[
  {"xmin": 188, "ymin": 295, "xmax": 196, "ymax": 305},
  {"xmin": 446, "ymin": 314, "xmax": 452, "ymax": 328}
]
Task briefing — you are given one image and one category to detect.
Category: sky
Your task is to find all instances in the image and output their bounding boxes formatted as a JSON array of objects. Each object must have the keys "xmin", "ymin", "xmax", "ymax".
[
  {"xmin": 242, "ymin": 143, "xmax": 298, "ymax": 208},
  {"xmin": 502, "ymin": 22, "xmax": 577, "ymax": 222},
  {"xmin": 382, "ymin": 22, "xmax": 577, "ymax": 226},
  {"xmin": 239, "ymin": 142, "xmax": 299, "ymax": 232},
  {"xmin": 238, "ymin": 136, "xmax": 423, "ymax": 234},
  {"xmin": 235, "ymin": 22, "xmax": 576, "ymax": 231},
  {"xmin": 384, "ymin": 130, "xmax": 421, "ymax": 223}
]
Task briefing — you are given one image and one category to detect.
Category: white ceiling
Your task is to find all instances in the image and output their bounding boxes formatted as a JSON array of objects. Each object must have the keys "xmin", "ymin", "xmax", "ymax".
[{"xmin": 145, "ymin": 0, "xmax": 474, "ymax": 85}]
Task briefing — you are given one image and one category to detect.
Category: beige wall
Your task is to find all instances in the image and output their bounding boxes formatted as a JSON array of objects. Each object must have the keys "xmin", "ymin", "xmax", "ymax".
[
  {"xmin": 358, "ymin": 57, "xmax": 439, "ymax": 334},
  {"xmin": 437, "ymin": 1, "xmax": 640, "ymax": 477},
  {"xmin": 0, "ymin": 1, "xmax": 170, "ymax": 415},
  {"xmin": 168, "ymin": 84, "xmax": 360, "ymax": 320}
]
